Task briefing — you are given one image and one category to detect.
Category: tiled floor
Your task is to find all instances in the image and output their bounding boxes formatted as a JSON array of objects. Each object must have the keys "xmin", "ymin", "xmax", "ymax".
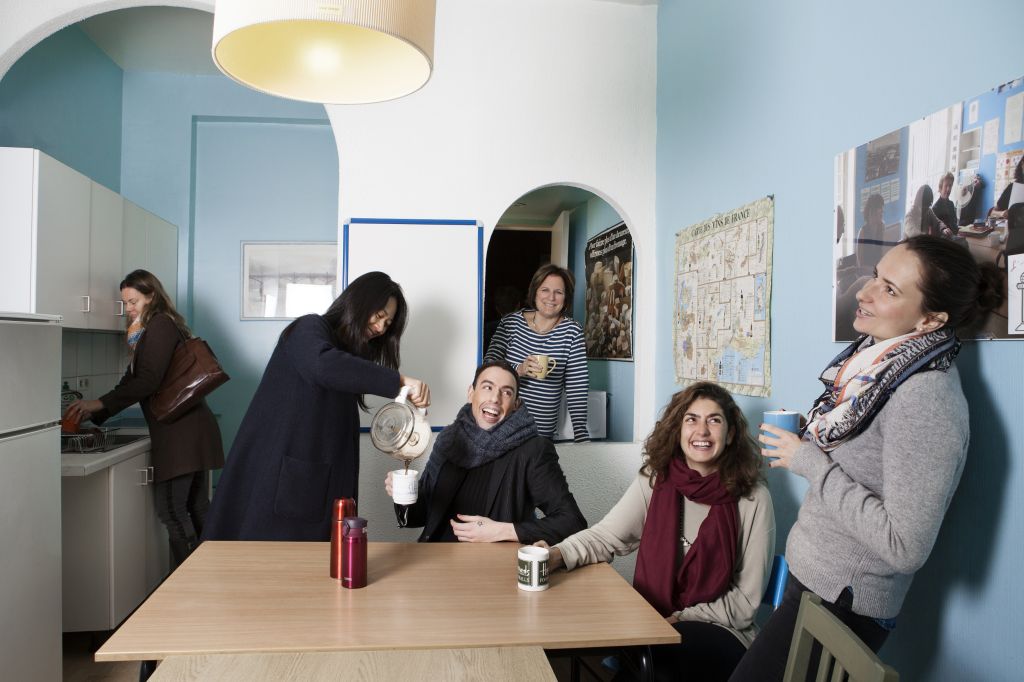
[{"xmin": 63, "ymin": 631, "xmax": 615, "ymax": 682}]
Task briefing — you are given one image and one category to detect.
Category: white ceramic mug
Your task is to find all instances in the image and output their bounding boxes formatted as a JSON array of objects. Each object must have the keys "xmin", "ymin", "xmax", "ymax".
[
  {"xmin": 391, "ymin": 469, "xmax": 420, "ymax": 505},
  {"xmin": 517, "ymin": 546, "xmax": 550, "ymax": 592}
]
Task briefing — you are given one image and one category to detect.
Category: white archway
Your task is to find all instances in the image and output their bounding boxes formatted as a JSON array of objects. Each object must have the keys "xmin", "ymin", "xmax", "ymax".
[{"xmin": 483, "ymin": 180, "xmax": 652, "ymax": 443}]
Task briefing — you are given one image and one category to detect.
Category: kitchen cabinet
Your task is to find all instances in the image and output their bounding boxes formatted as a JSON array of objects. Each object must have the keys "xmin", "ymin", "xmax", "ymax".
[
  {"xmin": 0, "ymin": 147, "xmax": 177, "ymax": 327},
  {"xmin": 123, "ymin": 200, "xmax": 178, "ymax": 305},
  {"xmin": 0, "ymin": 148, "xmax": 91, "ymax": 326},
  {"xmin": 62, "ymin": 446, "xmax": 168, "ymax": 632},
  {"xmin": 89, "ymin": 182, "xmax": 126, "ymax": 330}
]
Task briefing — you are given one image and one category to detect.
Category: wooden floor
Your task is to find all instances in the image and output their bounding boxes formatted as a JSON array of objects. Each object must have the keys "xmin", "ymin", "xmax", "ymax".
[{"xmin": 65, "ymin": 632, "xmax": 615, "ymax": 682}]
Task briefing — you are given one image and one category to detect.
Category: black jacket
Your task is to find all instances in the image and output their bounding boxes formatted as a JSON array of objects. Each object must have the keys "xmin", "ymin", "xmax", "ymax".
[
  {"xmin": 204, "ymin": 315, "xmax": 401, "ymax": 541},
  {"xmin": 399, "ymin": 435, "xmax": 586, "ymax": 545}
]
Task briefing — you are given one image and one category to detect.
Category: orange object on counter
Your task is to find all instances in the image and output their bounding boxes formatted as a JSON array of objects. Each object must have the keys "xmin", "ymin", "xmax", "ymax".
[{"xmin": 61, "ymin": 413, "xmax": 81, "ymax": 434}]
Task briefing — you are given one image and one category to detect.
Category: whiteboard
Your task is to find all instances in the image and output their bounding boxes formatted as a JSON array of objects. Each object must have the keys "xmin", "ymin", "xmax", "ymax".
[{"xmin": 343, "ymin": 219, "xmax": 482, "ymax": 430}]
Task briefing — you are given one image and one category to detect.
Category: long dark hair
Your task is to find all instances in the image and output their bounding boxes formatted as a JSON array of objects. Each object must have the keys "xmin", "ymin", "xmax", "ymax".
[
  {"xmin": 902, "ymin": 236, "xmax": 1004, "ymax": 330},
  {"xmin": 280, "ymin": 272, "xmax": 407, "ymax": 407},
  {"xmin": 282, "ymin": 270, "xmax": 407, "ymax": 360},
  {"xmin": 120, "ymin": 270, "xmax": 189, "ymax": 334},
  {"xmin": 641, "ymin": 382, "xmax": 762, "ymax": 499}
]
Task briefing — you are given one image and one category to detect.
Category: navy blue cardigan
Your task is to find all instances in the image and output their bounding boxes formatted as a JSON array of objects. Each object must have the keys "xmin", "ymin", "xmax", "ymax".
[{"xmin": 204, "ymin": 315, "xmax": 401, "ymax": 541}]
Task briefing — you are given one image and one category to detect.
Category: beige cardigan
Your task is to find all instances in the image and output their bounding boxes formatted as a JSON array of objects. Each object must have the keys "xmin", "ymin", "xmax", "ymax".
[{"xmin": 555, "ymin": 471, "xmax": 775, "ymax": 647}]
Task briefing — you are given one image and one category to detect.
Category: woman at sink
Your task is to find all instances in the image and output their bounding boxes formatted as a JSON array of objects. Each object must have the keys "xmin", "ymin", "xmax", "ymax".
[
  {"xmin": 66, "ymin": 270, "xmax": 224, "ymax": 570},
  {"xmin": 203, "ymin": 271, "xmax": 431, "ymax": 542}
]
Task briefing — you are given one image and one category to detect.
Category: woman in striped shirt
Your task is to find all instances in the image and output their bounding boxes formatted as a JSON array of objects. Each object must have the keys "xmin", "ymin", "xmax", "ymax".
[{"xmin": 485, "ymin": 264, "xmax": 590, "ymax": 442}]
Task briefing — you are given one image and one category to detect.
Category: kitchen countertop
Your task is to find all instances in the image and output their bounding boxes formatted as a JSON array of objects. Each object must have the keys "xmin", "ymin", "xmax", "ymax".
[{"xmin": 60, "ymin": 428, "xmax": 150, "ymax": 478}]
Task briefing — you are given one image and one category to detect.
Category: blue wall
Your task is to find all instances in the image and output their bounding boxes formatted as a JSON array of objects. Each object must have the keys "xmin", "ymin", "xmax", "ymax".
[
  {"xmin": 655, "ymin": 1, "xmax": 1024, "ymax": 679},
  {"xmin": 119, "ymin": 72, "xmax": 329, "ymax": 308},
  {"xmin": 190, "ymin": 120, "xmax": 337, "ymax": 450},
  {"xmin": 118, "ymin": 72, "xmax": 332, "ymax": 451},
  {"xmin": 0, "ymin": 25, "xmax": 122, "ymax": 191},
  {"xmin": 569, "ymin": 196, "xmax": 635, "ymax": 441}
]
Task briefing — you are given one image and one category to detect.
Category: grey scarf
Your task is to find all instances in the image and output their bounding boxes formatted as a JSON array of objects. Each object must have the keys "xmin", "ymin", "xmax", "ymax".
[{"xmin": 420, "ymin": 403, "xmax": 538, "ymax": 490}]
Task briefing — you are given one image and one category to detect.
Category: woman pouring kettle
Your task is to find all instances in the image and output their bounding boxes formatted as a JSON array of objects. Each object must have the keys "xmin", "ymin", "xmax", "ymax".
[{"xmin": 203, "ymin": 271, "xmax": 430, "ymax": 542}]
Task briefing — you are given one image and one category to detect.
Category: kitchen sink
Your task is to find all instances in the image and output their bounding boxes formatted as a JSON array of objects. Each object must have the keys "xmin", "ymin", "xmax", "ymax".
[
  {"xmin": 61, "ymin": 431, "xmax": 149, "ymax": 454},
  {"xmin": 104, "ymin": 434, "xmax": 149, "ymax": 449}
]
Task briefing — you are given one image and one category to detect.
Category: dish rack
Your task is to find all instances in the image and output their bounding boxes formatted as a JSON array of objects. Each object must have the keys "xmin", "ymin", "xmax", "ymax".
[{"xmin": 61, "ymin": 427, "xmax": 119, "ymax": 453}]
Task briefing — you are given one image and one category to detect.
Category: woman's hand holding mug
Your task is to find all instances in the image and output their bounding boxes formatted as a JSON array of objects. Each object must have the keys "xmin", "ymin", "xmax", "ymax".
[
  {"xmin": 518, "ymin": 355, "xmax": 556, "ymax": 379},
  {"xmin": 533, "ymin": 540, "xmax": 563, "ymax": 570}
]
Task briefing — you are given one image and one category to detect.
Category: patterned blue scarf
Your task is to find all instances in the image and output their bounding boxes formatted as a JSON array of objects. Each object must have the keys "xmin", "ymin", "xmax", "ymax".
[
  {"xmin": 805, "ymin": 327, "xmax": 960, "ymax": 451},
  {"xmin": 126, "ymin": 316, "xmax": 145, "ymax": 355}
]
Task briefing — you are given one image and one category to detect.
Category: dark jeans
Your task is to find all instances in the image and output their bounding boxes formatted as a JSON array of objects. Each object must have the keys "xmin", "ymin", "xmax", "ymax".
[
  {"xmin": 154, "ymin": 471, "xmax": 209, "ymax": 568},
  {"xmin": 615, "ymin": 621, "xmax": 747, "ymax": 682},
  {"xmin": 729, "ymin": 575, "xmax": 890, "ymax": 682}
]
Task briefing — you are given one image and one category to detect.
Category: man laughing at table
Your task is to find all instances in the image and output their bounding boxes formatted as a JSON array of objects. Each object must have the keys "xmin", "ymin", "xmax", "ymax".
[{"xmin": 385, "ymin": 360, "xmax": 586, "ymax": 544}]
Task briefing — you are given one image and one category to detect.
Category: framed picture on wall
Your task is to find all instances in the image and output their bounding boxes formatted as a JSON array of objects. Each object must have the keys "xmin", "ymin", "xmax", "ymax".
[{"xmin": 240, "ymin": 242, "xmax": 338, "ymax": 320}]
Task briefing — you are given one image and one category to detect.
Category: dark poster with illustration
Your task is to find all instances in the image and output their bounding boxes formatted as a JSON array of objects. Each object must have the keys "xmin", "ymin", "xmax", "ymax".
[{"xmin": 584, "ymin": 223, "xmax": 634, "ymax": 360}]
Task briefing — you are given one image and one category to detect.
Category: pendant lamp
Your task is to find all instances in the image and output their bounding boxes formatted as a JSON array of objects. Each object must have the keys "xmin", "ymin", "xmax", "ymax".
[{"xmin": 212, "ymin": 0, "xmax": 436, "ymax": 104}]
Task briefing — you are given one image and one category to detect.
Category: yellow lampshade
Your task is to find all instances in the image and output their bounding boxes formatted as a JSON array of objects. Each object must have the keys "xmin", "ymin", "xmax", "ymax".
[{"xmin": 212, "ymin": 0, "xmax": 436, "ymax": 104}]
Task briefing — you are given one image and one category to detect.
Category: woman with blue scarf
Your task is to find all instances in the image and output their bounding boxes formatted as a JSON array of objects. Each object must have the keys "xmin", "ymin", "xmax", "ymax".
[
  {"xmin": 66, "ymin": 270, "xmax": 224, "ymax": 570},
  {"xmin": 731, "ymin": 236, "xmax": 1004, "ymax": 681}
]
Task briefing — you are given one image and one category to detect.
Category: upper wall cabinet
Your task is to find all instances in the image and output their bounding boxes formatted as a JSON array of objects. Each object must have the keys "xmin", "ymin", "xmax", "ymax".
[
  {"xmin": 0, "ymin": 148, "xmax": 90, "ymax": 326},
  {"xmin": 0, "ymin": 147, "xmax": 177, "ymax": 327},
  {"xmin": 89, "ymin": 182, "xmax": 125, "ymax": 328},
  {"xmin": 123, "ymin": 201, "xmax": 177, "ymax": 306}
]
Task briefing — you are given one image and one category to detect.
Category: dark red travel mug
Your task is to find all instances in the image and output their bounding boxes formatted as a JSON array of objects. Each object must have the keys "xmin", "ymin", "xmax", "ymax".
[
  {"xmin": 341, "ymin": 517, "xmax": 368, "ymax": 589},
  {"xmin": 330, "ymin": 498, "xmax": 357, "ymax": 580}
]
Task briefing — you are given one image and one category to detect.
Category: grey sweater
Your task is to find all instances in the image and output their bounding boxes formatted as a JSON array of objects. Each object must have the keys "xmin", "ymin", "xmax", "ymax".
[{"xmin": 787, "ymin": 366, "xmax": 969, "ymax": 619}]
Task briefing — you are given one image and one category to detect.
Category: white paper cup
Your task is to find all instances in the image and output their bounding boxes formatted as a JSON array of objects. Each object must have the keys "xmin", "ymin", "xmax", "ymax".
[
  {"xmin": 517, "ymin": 546, "xmax": 550, "ymax": 591},
  {"xmin": 391, "ymin": 469, "xmax": 419, "ymax": 505}
]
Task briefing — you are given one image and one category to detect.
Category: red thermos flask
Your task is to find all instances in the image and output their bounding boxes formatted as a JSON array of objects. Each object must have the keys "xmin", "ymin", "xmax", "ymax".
[
  {"xmin": 341, "ymin": 517, "xmax": 368, "ymax": 589},
  {"xmin": 330, "ymin": 498, "xmax": 357, "ymax": 580}
]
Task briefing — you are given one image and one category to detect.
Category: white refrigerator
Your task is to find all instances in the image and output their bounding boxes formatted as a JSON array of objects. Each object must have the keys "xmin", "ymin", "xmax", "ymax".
[{"xmin": 0, "ymin": 313, "xmax": 61, "ymax": 680}]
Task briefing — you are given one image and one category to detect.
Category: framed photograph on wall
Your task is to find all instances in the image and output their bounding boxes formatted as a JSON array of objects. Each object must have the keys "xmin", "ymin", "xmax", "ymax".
[{"xmin": 241, "ymin": 242, "xmax": 338, "ymax": 320}]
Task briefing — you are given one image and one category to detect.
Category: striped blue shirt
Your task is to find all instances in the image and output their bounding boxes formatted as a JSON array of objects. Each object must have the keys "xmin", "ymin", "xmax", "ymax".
[{"xmin": 484, "ymin": 310, "xmax": 590, "ymax": 441}]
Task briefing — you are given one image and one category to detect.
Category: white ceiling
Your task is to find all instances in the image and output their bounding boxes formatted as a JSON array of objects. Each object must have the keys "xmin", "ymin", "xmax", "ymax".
[
  {"xmin": 75, "ymin": 4, "xmax": 631, "ymax": 226},
  {"xmin": 79, "ymin": 7, "xmax": 219, "ymax": 75},
  {"xmin": 78, "ymin": 2, "xmax": 657, "ymax": 76},
  {"xmin": 497, "ymin": 186, "xmax": 597, "ymax": 228}
]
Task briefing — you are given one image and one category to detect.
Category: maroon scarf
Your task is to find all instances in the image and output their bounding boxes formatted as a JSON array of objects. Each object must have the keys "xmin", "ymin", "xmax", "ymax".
[{"xmin": 633, "ymin": 456, "xmax": 739, "ymax": 616}]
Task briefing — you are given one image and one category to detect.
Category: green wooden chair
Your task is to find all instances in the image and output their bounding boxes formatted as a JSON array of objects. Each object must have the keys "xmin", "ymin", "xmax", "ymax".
[{"xmin": 783, "ymin": 592, "xmax": 898, "ymax": 682}]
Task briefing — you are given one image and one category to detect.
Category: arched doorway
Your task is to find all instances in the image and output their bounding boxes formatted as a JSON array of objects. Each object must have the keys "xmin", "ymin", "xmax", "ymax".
[{"xmin": 484, "ymin": 184, "xmax": 635, "ymax": 442}]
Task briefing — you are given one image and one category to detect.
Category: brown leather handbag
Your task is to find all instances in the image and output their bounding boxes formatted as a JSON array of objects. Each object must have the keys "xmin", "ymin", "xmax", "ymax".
[{"xmin": 150, "ymin": 334, "xmax": 229, "ymax": 423}]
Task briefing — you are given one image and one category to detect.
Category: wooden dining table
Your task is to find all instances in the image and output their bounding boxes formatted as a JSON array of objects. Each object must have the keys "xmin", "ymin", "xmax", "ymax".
[{"xmin": 96, "ymin": 541, "xmax": 679, "ymax": 663}]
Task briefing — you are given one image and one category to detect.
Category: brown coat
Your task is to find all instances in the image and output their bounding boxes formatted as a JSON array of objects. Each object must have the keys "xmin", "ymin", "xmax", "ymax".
[{"xmin": 95, "ymin": 313, "xmax": 224, "ymax": 483}]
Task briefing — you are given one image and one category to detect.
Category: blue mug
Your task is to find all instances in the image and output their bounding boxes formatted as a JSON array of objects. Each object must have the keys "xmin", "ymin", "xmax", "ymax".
[{"xmin": 762, "ymin": 410, "xmax": 801, "ymax": 451}]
